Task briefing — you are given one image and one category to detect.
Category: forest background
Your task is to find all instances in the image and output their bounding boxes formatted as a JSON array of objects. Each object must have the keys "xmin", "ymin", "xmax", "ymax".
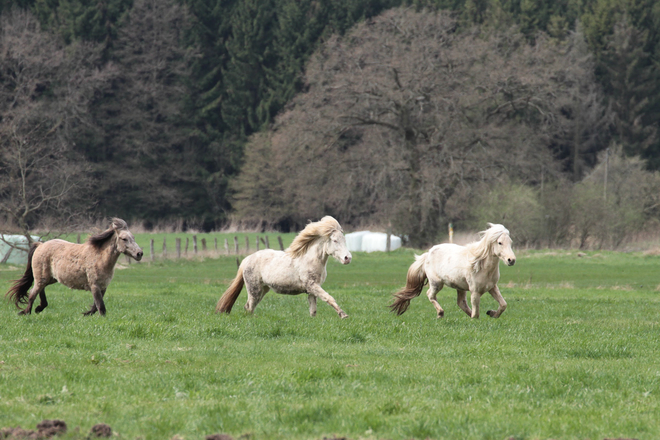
[{"xmin": 1, "ymin": 0, "xmax": 659, "ymax": 248}]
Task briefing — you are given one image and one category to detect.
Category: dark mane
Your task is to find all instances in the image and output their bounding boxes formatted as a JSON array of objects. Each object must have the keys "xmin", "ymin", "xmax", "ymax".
[
  {"xmin": 86, "ymin": 218, "xmax": 127, "ymax": 249},
  {"xmin": 87, "ymin": 228, "xmax": 116, "ymax": 249}
]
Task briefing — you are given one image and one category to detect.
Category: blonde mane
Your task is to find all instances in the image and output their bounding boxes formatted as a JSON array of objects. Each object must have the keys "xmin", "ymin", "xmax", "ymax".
[
  {"xmin": 286, "ymin": 216, "xmax": 343, "ymax": 259},
  {"xmin": 466, "ymin": 223, "xmax": 510, "ymax": 272}
]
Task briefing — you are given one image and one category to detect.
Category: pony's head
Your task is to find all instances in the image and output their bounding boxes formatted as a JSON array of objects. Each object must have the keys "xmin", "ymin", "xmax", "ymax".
[
  {"xmin": 325, "ymin": 227, "xmax": 352, "ymax": 265},
  {"xmin": 482, "ymin": 223, "xmax": 515, "ymax": 266},
  {"xmin": 287, "ymin": 216, "xmax": 352, "ymax": 264},
  {"xmin": 89, "ymin": 218, "xmax": 143, "ymax": 261},
  {"xmin": 111, "ymin": 218, "xmax": 143, "ymax": 261},
  {"xmin": 468, "ymin": 223, "xmax": 515, "ymax": 271}
]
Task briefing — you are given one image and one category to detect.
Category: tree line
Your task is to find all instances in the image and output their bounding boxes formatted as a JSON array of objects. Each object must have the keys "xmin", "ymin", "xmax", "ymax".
[{"xmin": 0, "ymin": 0, "xmax": 659, "ymax": 247}]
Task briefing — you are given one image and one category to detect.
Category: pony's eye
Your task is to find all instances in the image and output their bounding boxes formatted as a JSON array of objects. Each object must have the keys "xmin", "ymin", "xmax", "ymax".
[{"xmin": 498, "ymin": 242, "xmax": 502, "ymax": 245}]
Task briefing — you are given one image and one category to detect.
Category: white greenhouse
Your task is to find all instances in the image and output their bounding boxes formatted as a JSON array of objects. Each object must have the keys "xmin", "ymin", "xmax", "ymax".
[
  {"xmin": 0, "ymin": 235, "xmax": 39, "ymax": 265},
  {"xmin": 345, "ymin": 231, "xmax": 402, "ymax": 252}
]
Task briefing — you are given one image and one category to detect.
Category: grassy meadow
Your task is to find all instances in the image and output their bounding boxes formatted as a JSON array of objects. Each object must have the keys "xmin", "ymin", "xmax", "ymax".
[{"xmin": 0, "ymin": 236, "xmax": 659, "ymax": 439}]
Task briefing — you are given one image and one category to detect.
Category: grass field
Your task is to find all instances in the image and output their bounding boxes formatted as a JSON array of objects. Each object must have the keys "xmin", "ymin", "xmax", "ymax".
[{"xmin": 1, "ymin": 242, "xmax": 659, "ymax": 439}]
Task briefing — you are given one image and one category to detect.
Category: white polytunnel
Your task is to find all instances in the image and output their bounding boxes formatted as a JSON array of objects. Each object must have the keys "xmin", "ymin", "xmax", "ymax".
[
  {"xmin": 345, "ymin": 231, "xmax": 401, "ymax": 252},
  {"xmin": 0, "ymin": 235, "xmax": 40, "ymax": 265}
]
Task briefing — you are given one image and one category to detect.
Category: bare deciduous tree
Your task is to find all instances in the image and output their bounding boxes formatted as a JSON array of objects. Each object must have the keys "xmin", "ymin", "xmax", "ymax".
[
  {"xmin": 232, "ymin": 8, "xmax": 610, "ymax": 245},
  {"xmin": 0, "ymin": 9, "xmax": 113, "ymax": 241}
]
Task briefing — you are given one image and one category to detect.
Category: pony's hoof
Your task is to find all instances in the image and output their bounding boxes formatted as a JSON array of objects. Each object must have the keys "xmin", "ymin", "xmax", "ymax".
[
  {"xmin": 18, "ymin": 310, "xmax": 29, "ymax": 316},
  {"xmin": 436, "ymin": 310, "xmax": 445, "ymax": 318},
  {"xmin": 486, "ymin": 310, "xmax": 496, "ymax": 317},
  {"xmin": 339, "ymin": 312, "xmax": 349, "ymax": 319}
]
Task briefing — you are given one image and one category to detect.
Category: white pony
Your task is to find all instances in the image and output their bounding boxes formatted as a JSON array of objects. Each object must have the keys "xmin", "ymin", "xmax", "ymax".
[
  {"xmin": 216, "ymin": 216, "xmax": 352, "ymax": 318},
  {"xmin": 390, "ymin": 223, "xmax": 515, "ymax": 319}
]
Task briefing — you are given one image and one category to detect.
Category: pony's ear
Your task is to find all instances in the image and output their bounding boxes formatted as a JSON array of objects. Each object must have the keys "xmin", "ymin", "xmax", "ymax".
[{"xmin": 487, "ymin": 222, "xmax": 495, "ymax": 228}]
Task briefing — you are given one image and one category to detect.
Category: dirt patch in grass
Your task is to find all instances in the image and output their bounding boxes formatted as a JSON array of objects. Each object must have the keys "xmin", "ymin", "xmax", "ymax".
[
  {"xmin": 88, "ymin": 424, "xmax": 112, "ymax": 438},
  {"xmin": 205, "ymin": 435, "xmax": 234, "ymax": 440},
  {"xmin": 0, "ymin": 421, "xmax": 117, "ymax": 439},
  {"xmin": 36, "ymin": 420, "xmax": 66, "ymax": 438},
  {"xmin": 0, "ymin": 419, "xmax": 66, "ymax": 439},
  {"xmin": 0, "ymin": 427, "xmax": 36, "ymax": 439}
]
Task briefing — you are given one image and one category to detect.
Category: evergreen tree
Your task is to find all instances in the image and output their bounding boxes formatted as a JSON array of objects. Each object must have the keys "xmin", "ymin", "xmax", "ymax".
[
  {"xmin": 601, "ymin": 17, "xmax": 659, "ymax": 162},
  {"xmin": 32, "ymin": 0, "xmax": 132, "ymax": 55},
  {"xmin": 221, "ymin": 0, "xmax": 276, "ymax": 134}
]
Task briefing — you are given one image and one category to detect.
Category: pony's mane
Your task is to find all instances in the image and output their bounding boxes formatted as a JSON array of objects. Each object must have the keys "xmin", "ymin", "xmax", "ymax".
[
  {"xmin": 87, "ymin": 218, "xmax": 128, "ymax": 249},
  {"xmin": 466, "ymin": 223, "xmax": 509, "ymax": 272},
  {"xmin": 286, "ymin": 216, "xmax": 343, "ymax": 259}
]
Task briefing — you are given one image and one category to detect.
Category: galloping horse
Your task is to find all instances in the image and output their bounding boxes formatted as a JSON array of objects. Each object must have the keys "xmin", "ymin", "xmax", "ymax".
[
  {"xmin": 216, "ymin": 216, "xmax": 352, "ymax": 318},
  {"xmin": 390, "ymin": 223, "xmax": 515, "ymax": 319},
  {"xmin": 6, "ymin": 218, "xmax": 143, "ymax": 316}
]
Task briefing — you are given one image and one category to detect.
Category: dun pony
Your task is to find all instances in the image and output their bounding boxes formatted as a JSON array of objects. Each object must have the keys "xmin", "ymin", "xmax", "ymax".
[
  {"xmin": 390, "ymin": 223, "xmax": 515, "ymax": 318},
  {"xmin": 5, "ymin": 218, "xmax": 143, "ymax": 315},
  {"xmin": 216, "ymin": 216, "xmax": 352, "ymax": 318}
]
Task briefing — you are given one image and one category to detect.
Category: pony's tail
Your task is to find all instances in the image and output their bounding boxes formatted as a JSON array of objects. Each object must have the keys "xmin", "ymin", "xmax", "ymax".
[
  {"xmin": 389, "ymin": 253, "xmax": 428, "ymax": 315},
  {"xmin": 6, "ymin": 242, "xmax": 40, "ymax": 308},
  {"xmin": 216, "ymin": 265, "xmax": 245, "ymax": 314}
]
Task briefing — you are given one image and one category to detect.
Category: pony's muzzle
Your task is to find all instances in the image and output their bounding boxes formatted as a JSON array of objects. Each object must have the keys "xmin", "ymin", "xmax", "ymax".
[
  {"xmin": 507, "ymin": 258, "xmax": 515, "ymax": 266},
  {"xmin": 342, "ymin": 255, "xmax": 352, "ymax": 265},
  {"xmin": 135, "ymin": 250, "xmax": 144, "ymax": 261}
]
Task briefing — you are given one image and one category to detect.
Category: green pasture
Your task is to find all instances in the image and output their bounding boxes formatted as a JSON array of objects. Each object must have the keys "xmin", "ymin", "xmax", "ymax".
[{"xmin": 0, "ymin": 246, "xmax": 659, "ymax": 439}]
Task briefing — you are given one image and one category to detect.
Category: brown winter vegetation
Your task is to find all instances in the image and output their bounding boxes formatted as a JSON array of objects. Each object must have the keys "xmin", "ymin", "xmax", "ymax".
[
  {"xmin": 0, "ymin": 10, "xmax": 110, "ymax": 241},
  {"xmin": 231, "ymin": 8, "xmax": 650, "ymax": 247}
]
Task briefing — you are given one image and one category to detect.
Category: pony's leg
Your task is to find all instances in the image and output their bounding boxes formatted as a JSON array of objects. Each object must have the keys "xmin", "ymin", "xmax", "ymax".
[
  {"xmin": 307, "ymin": 285, "xmax": 348, "ymax": 318},
  {"xmin": 469, "ymin": 290, "xmax": 484, "ymax": 319},
  {"xmin": 456, "ymin": 290, "xmax": 472, "ymax": 317},
  {"xmin": 34, "ymin": 290, "xmax": 48, "ymax": 313},
  {"xmin": 83, "ymin": 289, "xmax": 106, "ymax": 316},
  {"xmin": 486, "ymin": 285, "xmax": 507, "ymax": 318},
  {"xmin": 85, "ymin": 287, "xmax": 107, "ymax": 316},
  {"xmin": 308, "ymin": 294, "xmax": 317, "ymax": 317},
  {"xmin": 426, "ymin": 280, "xmax": 445, "ymax": 318},
  {"xmin": 244, "ymin": 283, "xmax": 268, "ymax": 314},
  {"xmin": 19, "ymin": 282, "xmax": 45, "ymax": 315}
]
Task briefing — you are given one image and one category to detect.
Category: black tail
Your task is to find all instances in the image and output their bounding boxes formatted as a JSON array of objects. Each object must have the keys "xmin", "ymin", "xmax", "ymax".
[{"xmin": 6, "ymin": 243, "xmax": 39, "ymax": 308}]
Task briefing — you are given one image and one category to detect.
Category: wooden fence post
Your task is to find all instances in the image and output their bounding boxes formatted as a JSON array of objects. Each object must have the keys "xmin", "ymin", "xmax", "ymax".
[
  {"xmin": 245, "ymin": 236, "xmax": 249, "ymax": 253},
  {"xmin": 185, "ymin": 237, "xmax": 189, "ymax": 255},
  {"xmin": 386, "ymin": 226, "xmax": 392, "ymax": 252},
  {"xmin": 150, "ymin": 239, "xmax": 155, "ymax": 262},
  {"xmin": 278, "ymin": 236, "xmax": 284, "ymax": 251},
  {"xmin": 77, "ymin": 234, "xmax": 81, "ymax": 244},
  {"xmin": 265, "ymin": 236, "xmax": 270, "ymax": 249},
  {"xmin": 234, "ymin": 236, "xmax": 239, "ymax": 254},
  {"xmin": 176, "ymin": 238, "xmax": 181, "ymax": 259},
  {"xmin": 256, "ymin": 237, "xmax": 260, "ymax": 251},
  {"xmin": 202, "ymin": 238, "xmax": 207, "ymax": 251},
  {"xmin": 224, "ymin": 238, "xmax": 229, "ymax": 254},
  {"xmin": 162, "ymin": 237, "xmax": 167, "ymax": 257},
  {"xmin": 214, "ymin": 238, "xmax": 218, "ymax": 251},
  {"xmin": 193, "ymin": 235, "xmax": 198, "ymax": 254}
]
